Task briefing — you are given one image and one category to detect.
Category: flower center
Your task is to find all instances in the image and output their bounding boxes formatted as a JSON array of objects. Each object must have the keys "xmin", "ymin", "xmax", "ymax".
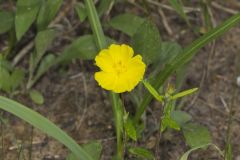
[{"xmin": 113, "ymin": 61, "xmax": 127, "ymax": 75}]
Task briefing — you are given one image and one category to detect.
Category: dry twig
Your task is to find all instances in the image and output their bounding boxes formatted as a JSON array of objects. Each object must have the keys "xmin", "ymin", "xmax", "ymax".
[
  {"xmin": 158, "ymin": 9, "xmax": 173, "ymax": 36},
  {"xmin": 147, "ymin": 0, "xmax": 200, "ymax": 13},
  {"xmin": 211, "ymin": 2, "xmax": 238, "ymax": 15}
]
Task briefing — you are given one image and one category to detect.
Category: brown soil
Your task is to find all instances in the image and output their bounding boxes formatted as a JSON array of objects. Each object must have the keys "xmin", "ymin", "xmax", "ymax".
[{"xmin": 1, "ymin": 1, "xmax": 240, "ymax": 160}]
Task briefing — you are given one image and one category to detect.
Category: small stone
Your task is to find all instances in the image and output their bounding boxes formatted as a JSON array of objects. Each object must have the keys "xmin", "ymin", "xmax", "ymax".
[
  {"xmin": 107, "ymin": 125, "xmax": 112, "ymax": 129},
  {"xmin": 237, "ymin": 76, "xmax": 240, "ymax": 87},
  {"xmin": 54, "ymin": 155, "xmax": 60, "ymax": 158},
  {"xmin": 236, "ymin": 155, "xmax": 240, "ymax": 160},
  {"xmin": 87, "ymin": 120, "xmax": 93, "ymax": 126}
]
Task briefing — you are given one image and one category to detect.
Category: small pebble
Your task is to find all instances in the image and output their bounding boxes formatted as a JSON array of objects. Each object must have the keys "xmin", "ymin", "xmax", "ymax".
[
  {"xmin": 236, "ymin": 155, "xmax": 240, "ymax": 160},
  {"xmin": 237, "ymin": 76, "xmax": 240, "ymax": 87},
  {"xmin": 87, "ymin": 120, "xmax": 93, "ymax": 126},
  {"xmin": 107, "ymin": 125, "xmax": 112, "ymax": 129}
]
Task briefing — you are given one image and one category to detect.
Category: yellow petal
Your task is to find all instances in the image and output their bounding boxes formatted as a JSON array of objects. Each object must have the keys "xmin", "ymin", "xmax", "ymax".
[
  {"xmin": 108, "ymin": 44, "xmax": 122, "ymax": 62},
  {"xmin": 112, "ymin": 75, "xmax": 131, "ymax": 93},
  {"xmin": 95, "ymin": 71, "xmax": 117, "ymax": 90},
  {"xmin": 95, "ymin": 49, "xmax": 114, "ymax": 72},
  {"xmin": 120, "ymin": 44, "xmax": 134, "ymax": 62},
  {"xmin": 112, "ymin": 57, "xmax": 146, "ymax": 93},
  {"xmin": 127, "ymin": 55, "xmax": 146, "ymax": 76}
]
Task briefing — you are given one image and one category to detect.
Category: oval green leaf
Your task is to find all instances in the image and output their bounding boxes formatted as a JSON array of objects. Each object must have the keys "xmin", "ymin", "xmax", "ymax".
[
  {"xmin": 128, "ymin": 147, "xmax": 155, "ymax": 160},
  {"xmin": 0, "ymin": 11, "xmax": 14, "ymax": 34},
  {"xmin": 124, "ymin": 118, "xmax": 137, "ymax": 141},
  {"xmin": 15, "ymin": 0, "xmax": 42, "ymax": 40},
  {"xmin": 132, "ymin": 20, "xmax": 161, "ymax": 65},
  {"xmin": 182, "ymin": 123, "xmax": 211, "ymax": 148},
  {"xmin": 37, "ymin": 0, "xmax": 63, "ymax": 30},
  {"xmin": 29, "ymin": 90, "xmax": 44, "ymax": 105},
  {"xmin": 109, "ymin": 13, "xmax": 145, "ymax": 36}
]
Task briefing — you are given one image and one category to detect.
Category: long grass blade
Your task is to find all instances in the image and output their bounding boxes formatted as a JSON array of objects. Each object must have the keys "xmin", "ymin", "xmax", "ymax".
[
  {"xmin": 84, "ymin": 0, "xmax": 107, "ymax": 49},
  {"xmin": 134, "ymin": 13, "xmax": 240, "ymax": 122},
  {"xmin": 0, "ymin": 96, "xmax": 93, "ymax": 160}
]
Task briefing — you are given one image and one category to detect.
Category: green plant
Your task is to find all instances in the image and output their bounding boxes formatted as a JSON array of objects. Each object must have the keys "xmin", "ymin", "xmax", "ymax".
[{"xmin": 0, "ymin": 0, "xmax": 240, "ymax": 159}]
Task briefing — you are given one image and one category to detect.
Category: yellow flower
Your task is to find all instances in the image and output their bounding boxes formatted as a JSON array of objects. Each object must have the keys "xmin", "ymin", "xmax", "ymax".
[{"xmin": 94, "ymin": 44, "xmax": 146, "ymax": 93}]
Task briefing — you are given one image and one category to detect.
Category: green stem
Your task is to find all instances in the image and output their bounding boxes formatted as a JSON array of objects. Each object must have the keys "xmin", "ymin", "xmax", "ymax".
[
  {"xmin": 110, "ymin": 92, "xmax": 123, "ymax": 159},
  {"xmin": 84, "ymin": 0, "xmax": 123, "ymax": 159}
]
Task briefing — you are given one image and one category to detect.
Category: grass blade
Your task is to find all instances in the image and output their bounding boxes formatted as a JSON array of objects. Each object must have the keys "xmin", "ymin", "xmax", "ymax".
[
  {"xmin": 0, "ymin": 96, "xmax": 93, "ymax": 160},
  {"xmin": 134, "ymin": 13, "xmax": 240, "ymax": 123},
  {"xmin": 169, "ymin": 0, "xmax": 190, "ymax": 26},
  {"xmin": 84, "ymin": 0, "xmax": 107, "ymax": 49},
  {"xmin": 180, "ymin": 143, "xmax": 223, "ymax": 160}
]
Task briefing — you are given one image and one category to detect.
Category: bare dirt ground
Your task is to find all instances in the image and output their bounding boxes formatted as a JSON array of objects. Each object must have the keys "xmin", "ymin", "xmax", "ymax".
[{"xmin": 1, "ymin": 1, "xmax": 240, "ymax": 160}]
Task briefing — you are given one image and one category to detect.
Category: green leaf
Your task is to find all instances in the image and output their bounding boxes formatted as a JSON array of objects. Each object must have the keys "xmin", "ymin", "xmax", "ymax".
[
  {"xmin": 0, "ymin": 61, "xmax": 24, "ymax": 92},
  {"xmin": 0, "ymin": 58, "xmax": 13, "ymax": 71},
  {"xmin": 15, "ymin": 0, "xmax": 42, "ymax": 40},
  {"xmin": 132, "ymin": 20, "xmax": 161, "ymax": 65},
  {"xmin": 160, "ymin": 101, "xmax": 181, "ymax": 132},
  {"xmin": 171, "ymin": 88, "xmax": 198, "ymax": 100},
  {"xmin": 170, "ymin": 110, "xmax": 191, "ymax": 126},
  {"xmin": 109, "ymin": 13, "xmax": 145, "ymax": 36},
  {"xmin": 142, "ymin": 80, "xmax": 163, "ymax": 103},
  {"xmin": 182, "ymin": 123, "xmax": 211, "ymax": 148},
  {"xmin": 128, "ymin": 147, "xmax": 155, "ymax": 160},
  {"xmin": 169, "ymin": 0, "xmax": 190, "ymax": 26},
  {"xmin": 34, "ymin": 29, "xmax": 57, "ymax": 67},
  {"xmin": 30, "ymin": 54, "xmax": 56, "ymax": 89},
  {"xmin": 29, "ymin": 90, "xmax": 44, "ymax": 105},
  {"xmin": 75, "ymin": 3, "xmax": 87, "ymax": 22},
  {"xmin": 0, "ymin": 67, "xmax": 11, "ymax": 92},
  {"xmin": 56, "ymin": 35, "xmax": 114, "ymax": 63},
  {"xmin": 83, "ymin": 141, "xmax": 102, "ymax": 160},
  {"xmin": 159, "ymin": 42, "xmax": 182, "ymax": 65},
  {"xmin": 37, "ymin": 0, "xmax": 63, "ymax": 30},
  {"xmin": 161, "ymin": 116, "xmax": 180, "ymax": 132},
  {"xmin": 175, "ymin": 63, "xmax": 188, "ymax": 90},
  {"xmin": 35, "ymin": 54, "xmax": 56, "ymax": 79},
  {"xmin": 0, "ymin": 11, "xmax": 14, "ymax": 34},
  {"xmin": 56, "ymin": 35, "xmax": 97, "ymax": 62},
  {"xmin": 135, "ymin": 122, "xmax": 145, "ymax": 139},
  {"xmin": 66, "ymin": 153, "xmax": 78, "ymax": 160},
  {"xmin": 124, "ymin": 118, "xmax": 137, "ymax": 141},
  {"xmin": 0, "ymin": 96, "xmax": 94, "ymax": 160},
  {"xmin": 10, "ymin": 69, "xmax": 24, "ymax": 91},
  {"xmin": 134, "ymin": 12, "xmax": 240, "ymax": 123}
]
